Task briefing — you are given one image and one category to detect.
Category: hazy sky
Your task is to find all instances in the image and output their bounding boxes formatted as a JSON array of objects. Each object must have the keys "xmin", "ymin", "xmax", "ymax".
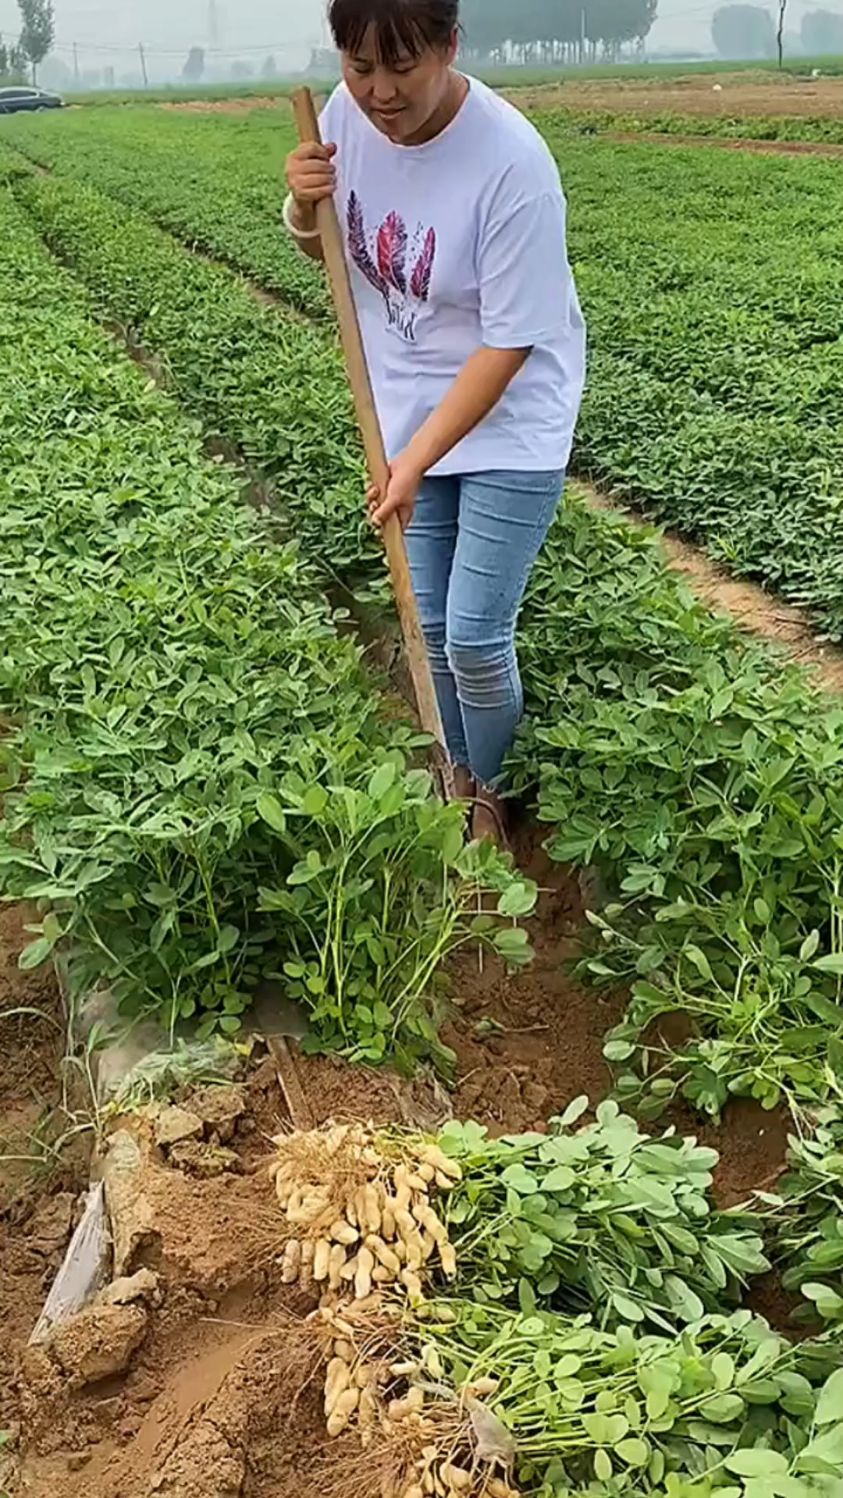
[{"xmin": 0, "ymin": 0, "xmax": 827, "ymax": 76}]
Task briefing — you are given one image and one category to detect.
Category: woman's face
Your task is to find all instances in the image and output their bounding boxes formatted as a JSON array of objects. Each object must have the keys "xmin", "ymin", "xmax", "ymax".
[{"xmin": 341, "ymin": 24, "xmax": 458, "ymax": 143}]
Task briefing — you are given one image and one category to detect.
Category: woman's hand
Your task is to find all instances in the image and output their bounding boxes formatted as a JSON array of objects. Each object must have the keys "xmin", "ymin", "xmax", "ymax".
[
  {"xmin": 366, "ymin": 452, "xmax": 423, "ymax": 531},
  {"xmin": 285, "ymin": 141, "xmax": 337, "ymax": 209}
]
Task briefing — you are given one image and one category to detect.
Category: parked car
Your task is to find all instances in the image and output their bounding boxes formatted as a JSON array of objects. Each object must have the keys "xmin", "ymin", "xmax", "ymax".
[{"xmin": 0, "ymin": 86, "xmax": 64, "ymax": 115}]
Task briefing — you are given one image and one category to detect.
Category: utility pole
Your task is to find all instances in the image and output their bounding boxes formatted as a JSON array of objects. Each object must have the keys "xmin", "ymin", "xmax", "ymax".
[
  {"xmin": 776, "ymin": 0, "xmax": 787, "ymax": 67},
  {"xmin": 138, "ymin": 41, "xmax": 148, "ymax": 87},
  {"xmin": 579, "ymin": 5, "xmax": 586, "ymax": 64},
  {"xmin": 73, "ymin": 41, "xmax": 79, "ymax": 81}
]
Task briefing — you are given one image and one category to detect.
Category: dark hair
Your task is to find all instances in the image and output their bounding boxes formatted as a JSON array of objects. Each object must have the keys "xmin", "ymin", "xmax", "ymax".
[{"xmin": 328, "ymin": 0, "xmax": 459, "ymax": 65}]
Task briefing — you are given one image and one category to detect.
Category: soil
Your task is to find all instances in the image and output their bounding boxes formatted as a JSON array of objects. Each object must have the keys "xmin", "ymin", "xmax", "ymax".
[
  {"xmin": 609, "ymin": 129, "xmax": 843, "ymax": 157},
  {"xmin": 159, "ymin": 97, "xmax": 295, "ymax": 115},
  {"xmin": 584, "ymin": 486, "xmax": 843, "ymax": 695},
  {"xmin": 444, "ymin": 825, "xmax": 623, "ymax": 1131},
  {"xmin": 0, "ymin": 850, "xmax": 800, "ymax": 1496},
  {"xmin": 506, "ymin": 71, "xmax": 843, "ymax": 121},
  {"xmin": 0, "ymin": 905, "xmax": 92, "ymax": 1438},
  {"xmin": 155, "ymin": 72, "xmax": 843, "ymax": 127},
  {"xmin": 0, "ymin": 904, "xmax": 66, "ymax": 1198},
  {"xmin": 660, "ymin": 530, "xmax": 843, "ymax": 692}
]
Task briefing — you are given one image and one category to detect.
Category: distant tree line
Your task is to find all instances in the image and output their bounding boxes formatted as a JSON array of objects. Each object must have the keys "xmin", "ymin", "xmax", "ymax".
[
  {"xmin": 0, "ymin": 0, "xmax": 54, "ymax": 84},
  {"xmin": 711, "ymin": 3, "xmax": 843, "ymax": 57},
  {"xmin": 15, "ymin": 0, "xmax": 53, "ymax": 82},
  {"xmin": 180, "ymin": 47, "xmax": 281, "ymax": 84},
  {"xmin": 461, "ymin": 0, "xmax": 658, "ymax": 63},
  {"xmin": 0, "ymin": 36, "xmax": 27, "ymax": 81},
  {"xmin": 801, "ymin": 7, "xmax": 843, "ymax": 51}
]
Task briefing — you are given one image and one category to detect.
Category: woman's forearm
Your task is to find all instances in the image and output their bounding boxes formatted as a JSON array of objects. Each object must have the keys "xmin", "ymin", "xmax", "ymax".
[
  {"xmin": 404, "ymin": 345, "xmax": 530, "ymax": 475},
  {"xmin": 289, "ymin": 200, "xmax": 325, "ymax": 263}
]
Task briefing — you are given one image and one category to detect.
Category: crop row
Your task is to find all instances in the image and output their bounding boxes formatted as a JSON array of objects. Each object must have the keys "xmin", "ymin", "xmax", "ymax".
[
  {"xmin": 556, "ymin": 130, "xmax": 843, "ymax": 637},
  {"xmin": 263, "ymin": 1111, "xmax": 843, "ymax": 1495},
  {"xmin": 0, "ymin": 184, "xmax": 530, "ymax": 1068},
  {"xmin": 0, "ymin": 104, "xmax": 330, "ymax": 316},
  {"xmin": 5, "ymin": 109, "xmax": 843, "ymax": 635},
  {"xmin": 14, "ymin": 171, "xmax": 843, "ymax": 1121},
  {"xmin": 536, "ymin": 105, "xmax": 843, "ymax": 146}
]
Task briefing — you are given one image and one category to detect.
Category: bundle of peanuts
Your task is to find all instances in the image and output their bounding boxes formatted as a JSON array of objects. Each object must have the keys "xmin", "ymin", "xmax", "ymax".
[
  {"xmin": 317, "ymin": 1303, "xmax": 520, "ymax": 1498},
  {"xmin": 269, "ymin": 1125, "xmax": 520, "ymax": 1498},
  {"xmin": 269, "ymin": 1123, "xmax": 460, "ymax": 1306}
]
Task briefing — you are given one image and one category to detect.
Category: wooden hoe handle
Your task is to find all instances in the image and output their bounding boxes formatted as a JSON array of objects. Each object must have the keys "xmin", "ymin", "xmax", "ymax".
[{"xmin": 291, "ymin": 88, "xmax": 452, "ymax": 795}]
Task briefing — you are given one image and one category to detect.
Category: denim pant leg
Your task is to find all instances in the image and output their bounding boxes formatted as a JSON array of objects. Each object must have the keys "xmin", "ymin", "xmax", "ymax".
[
  {"xmin": 447, "ymin": 469, "xmax": 564, "ymax": 786},
  {"xmin": 405, "ymin": 476, "xmax": 469, "ymax": 767}
]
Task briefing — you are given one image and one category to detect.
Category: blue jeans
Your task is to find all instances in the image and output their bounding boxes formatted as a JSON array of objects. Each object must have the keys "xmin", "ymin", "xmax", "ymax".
[{"xmin": 405, "ymin": 469, "xmax": 564, "ymax": 786}]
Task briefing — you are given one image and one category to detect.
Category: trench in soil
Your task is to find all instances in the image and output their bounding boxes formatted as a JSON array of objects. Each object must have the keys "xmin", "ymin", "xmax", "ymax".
[
  {"xmin": 0, "ymin": 167, "xmax": 833, "ymax": 1496},
  {"xmin": 1, "ymin": 853, "xmax": 798, "ymax": 1497}
]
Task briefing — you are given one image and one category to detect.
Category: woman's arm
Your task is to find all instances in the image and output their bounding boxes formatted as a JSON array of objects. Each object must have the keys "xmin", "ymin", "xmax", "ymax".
[
  {"xmin": 288, "ymin": 200, "xmax": 325, "ymax": 264},
  {"xmin": 368, "ymin": 345, "xmax": 530, "ymax": 529},
  {"xmin": 285, "ymin": 141, "xmax": 337, "ymax": 264}
]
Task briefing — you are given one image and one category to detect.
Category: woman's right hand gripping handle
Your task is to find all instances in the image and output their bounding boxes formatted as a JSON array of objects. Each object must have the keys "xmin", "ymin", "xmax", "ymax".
[{"xmin": 285, "ymin": 141, "xmax": 337, "ymax": 239}]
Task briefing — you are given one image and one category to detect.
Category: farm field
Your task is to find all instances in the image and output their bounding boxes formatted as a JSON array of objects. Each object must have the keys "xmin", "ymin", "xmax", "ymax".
[
  {"xmin": 62, "ymin": 55, "xmax": 843, "ymax": 108},
  {"xmin": 5, "ymin": 103, "xmax": 843, "ymax": 637},
  {"xmin": 3, "ymin": 78, "xmax": 843, "ymax": 1498}
]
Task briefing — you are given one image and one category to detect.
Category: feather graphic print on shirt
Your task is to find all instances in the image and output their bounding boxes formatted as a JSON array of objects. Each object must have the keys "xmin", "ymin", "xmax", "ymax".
[{"xmin": 347, "ymin": 192, "xmax": 436, "ymax": 342}]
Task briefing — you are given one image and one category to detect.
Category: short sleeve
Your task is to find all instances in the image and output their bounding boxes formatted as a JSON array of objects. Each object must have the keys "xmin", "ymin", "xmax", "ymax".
[
  {"xmin": 318, "ymin": 85, "xmax": 344, "ymax": 143},
  {"xmin": 479, "ymin": 189, "xmax": 574, "ymax": 350}
]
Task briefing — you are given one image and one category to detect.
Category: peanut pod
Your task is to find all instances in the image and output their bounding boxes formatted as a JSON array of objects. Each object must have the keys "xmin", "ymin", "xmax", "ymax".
[
  {"xmin": 420, "ymin": 1145, "xmax": 462, "ymax": 1182},
  {"xmin": 280, "ymin": 1239, "xmax": 301, "ymax": 1284},
  {"xmin": 395, "ymin": 1208, "xmax": 425, "ymax": 1268},
  {"xmin": 329, "ymin": 1219, "xmax": 359, "ymax": 1246},
  {"xmin": 354, "ymin": 1245, "xmax": 375, "ymax": 1301},
  {"xmin": 439, "ymin": 1242, "xmax": 457, "ymax": 1279},
  {"xmin": 366, "ymin": 1234, "xmax": 401, "ymax": 1275},
  {"xmin": 313, "ymin": 1237, "xmax": 332, "ymax": 1282},
  {"xmin": 467, "ymin": 1376, "xmax": 498, "ymax": 1397},
  {"xmin": 328, "ymin": 1243, "xmax": 347, "ymax": 1291},
  {"xmin": 441, "ymin": 1465, "xmax": 471, "ymax": 1492},
  {"xmin": 324, "ymin": 1356, "xmax": 350, "ymax": 1413},
  {"xmin": 381, "ymin": 1201, "xmax": 397, "ymax": 1241},
  {"xmin": 358, "ymin": 1387, "xmax": 377, "ymax": 1446},
  {"xmin": 414, "ymin": 1203, "xmax": 449, "ymax": 1245},
  {"xmin": 401, "ymin": 1268, "xmax": 424, "ymax": 1303},
  {"xmin": 326, "ymin": 1385, "xmax": 360, "ymax": 1436},
  {"xmin": 388, "ymin": 1388, "xmax": 424, "ymax": 1420}
]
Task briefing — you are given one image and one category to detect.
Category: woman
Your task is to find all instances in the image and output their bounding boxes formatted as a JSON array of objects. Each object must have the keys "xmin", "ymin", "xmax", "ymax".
[{"xmin": 285, "ymin": 0, "xmax": 585, "ymax": 841}]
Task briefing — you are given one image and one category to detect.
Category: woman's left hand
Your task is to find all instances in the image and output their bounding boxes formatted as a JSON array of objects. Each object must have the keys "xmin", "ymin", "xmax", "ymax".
[{"xmin": 366, "ymin": 451, "xmax": 422, "ymax": 531}]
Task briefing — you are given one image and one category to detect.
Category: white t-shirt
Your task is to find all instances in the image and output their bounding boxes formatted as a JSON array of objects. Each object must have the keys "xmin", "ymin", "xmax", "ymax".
[{"xmin": 319, "ymin": 77, "xmax": 586, "ymax": 475}]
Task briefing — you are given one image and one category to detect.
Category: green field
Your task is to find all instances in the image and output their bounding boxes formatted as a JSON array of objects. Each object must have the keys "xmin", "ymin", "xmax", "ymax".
[
  {"xmin": 5, "ymin": 104, "xmax": 843, "ymax": 635},
  {"xmin": 544, "ymin": 106, "xmax": 843, "ymax": 144},
  {"xmin": 2, "ymin": 97, "xmax": 843, "ymax": 1127},
  {"xmin": 6, "ymin": 80, "xmax": 843, "ymax": 1498}
]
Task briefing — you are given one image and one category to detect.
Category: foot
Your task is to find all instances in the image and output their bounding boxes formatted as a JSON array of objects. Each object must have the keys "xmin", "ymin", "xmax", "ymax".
[{"xmin": 471, "ymin": 785, "xmax": 509, "ymax": 849}]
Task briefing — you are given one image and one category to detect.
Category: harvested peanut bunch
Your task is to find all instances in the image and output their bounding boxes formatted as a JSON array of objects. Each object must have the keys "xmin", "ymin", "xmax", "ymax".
[{"xmin": 270, "ymin": 1124, "xmax": 461, "ymax": 1305}]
